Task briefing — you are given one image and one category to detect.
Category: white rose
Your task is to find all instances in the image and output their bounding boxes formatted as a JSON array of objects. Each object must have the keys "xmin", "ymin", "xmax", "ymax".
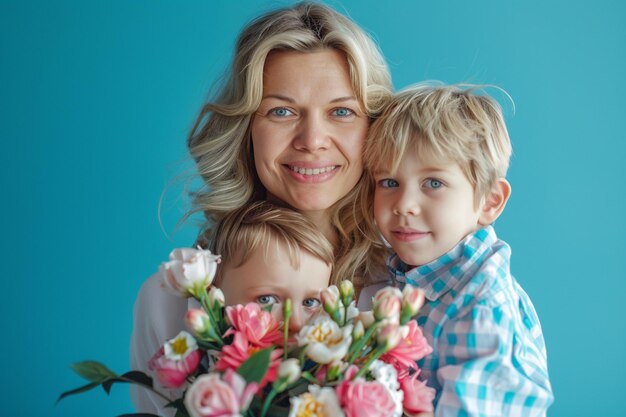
[
  {"xmin": 296, "ymin": 314, "xmax": 352, "ymax": 364},
  {"xmin": 289, "ymin": 385, "xmax": 345, "ymax": 417},
  {"xmin": 159, "ymin": 247, "xmax": 220, "ymax": 298}
]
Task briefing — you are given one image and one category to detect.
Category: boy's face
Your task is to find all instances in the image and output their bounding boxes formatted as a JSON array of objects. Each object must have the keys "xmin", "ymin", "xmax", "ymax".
[
  {"xmin": 218, "ymin": 241, "xmax": 331, "ymax": 333},
  {"xmin": 373, "ymin": 147, "xmax": 484, "ymax": 268}
]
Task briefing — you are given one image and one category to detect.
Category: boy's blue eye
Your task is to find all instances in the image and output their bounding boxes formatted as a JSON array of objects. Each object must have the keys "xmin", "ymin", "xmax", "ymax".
[
  {"xmin": 331, "ymin": 107, "xmax": 354, "ymax": 117},
  {"xmin": 256, "ymin": 295, "xmax": 279, "ymax": 305},
  {"xmin": 269, "ymin": 107, "xmax": 294, "ymax": 117},
  {"xmin": 424, "ymin": 179, "xmax": 443, "ymax": 189},
  {"xmin": 378, "ymin": 178, "xmax": 399, "ymax": 188},
  {"xmin": 303, "ymin": 298, "xmax": 321, "ymax": 309}
]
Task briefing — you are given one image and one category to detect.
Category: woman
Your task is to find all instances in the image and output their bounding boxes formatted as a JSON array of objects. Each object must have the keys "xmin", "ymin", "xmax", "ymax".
[{"xmin": 131, "ymin": 2, "xmax": 392, "ymax": 413}]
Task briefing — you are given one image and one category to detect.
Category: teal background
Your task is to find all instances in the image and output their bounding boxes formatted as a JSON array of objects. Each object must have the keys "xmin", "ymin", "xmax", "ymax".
[{"xmin": 2, "ymin": 0, "xmax": 624, "ymax": 416}]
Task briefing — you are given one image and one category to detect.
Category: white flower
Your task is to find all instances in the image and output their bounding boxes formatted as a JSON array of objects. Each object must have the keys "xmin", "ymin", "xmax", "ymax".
[
  {"xmin": 164, "ymin": 331, "xmax": 198, "ymax": 361},
  {"xmin": 296, "ymin": 314, "xmax": 353, "ymax": 364},
  {"xmin": 278, "ymin": 358, "xmax": 301, "ymax": 385},
  {"xmin": 369, "ymin": 360, "xmax": 404, "ymax": 417},
  {"xmin": 159, "ymin": 247, "xmax": 220, "ymax": 298},
  {"xmin": 289, "ymin": 385, "xmax": 345, "ymax": 417}
]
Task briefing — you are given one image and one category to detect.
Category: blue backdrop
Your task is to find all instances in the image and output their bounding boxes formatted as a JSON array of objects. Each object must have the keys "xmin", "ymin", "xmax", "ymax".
[{"xmin": 2, "ymin": 1, "xmax": 625, "ymax": 416}]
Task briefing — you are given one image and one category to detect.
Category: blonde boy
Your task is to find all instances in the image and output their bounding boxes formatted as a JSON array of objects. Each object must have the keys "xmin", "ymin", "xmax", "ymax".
[
  {"xmin": 362, "ymin": 85, "xmax": 553, "ymax": 416},
  {"xmin": 209, "ymin": 201, "xmax": 334, "ymax": 332}
]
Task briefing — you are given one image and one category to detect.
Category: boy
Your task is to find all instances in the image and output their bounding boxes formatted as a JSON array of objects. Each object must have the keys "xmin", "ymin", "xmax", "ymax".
[
  {"xmin": 209, "ymin": 200, "xmax": 334, "ymax": 333},
  {"xmin": 132, "ymin": 201, "xmax": 334, "ymax": 414},
  {"xmin": 362, "ymin": 85, "xmax": 553, "ymax": 416}
]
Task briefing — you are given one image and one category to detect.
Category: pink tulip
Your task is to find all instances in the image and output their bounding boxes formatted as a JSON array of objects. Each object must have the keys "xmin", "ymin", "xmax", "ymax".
[
  {"xmin": 224, "ymin": 303, "xmax": 283, "ymax": 348},
  {"xmin": 336, "ymin": 366, "xmax": 397, "ymax": 417},
  {"xmin": 374, "ymin": 294, "xmax": 401, "ymax": 323},
  {"xmin": 380, "ymin": 321, "xmax": 432, "ymax": 380},
  {"xmin": 400, "ymin": 286, "xmax": 425, "ymax": 324},
  {"xmin": 215, "ymin": 332, "xmax": 282, "ymax": 388},
  {"xmin": 400, "ymin": 372, "xmax": 435, "ymax": 415},
  {"xmin": 184, "ymin": 369, "xmax": 258, "ymax": 417},
  {"xmin": 376, "ymin": 321, "xmax": 403, "ymax": 352},
  {"xmin": 148, "ymin": 345, "xmax": 202, "ymax": 389},
  {"xmin": 320, "ymin": 285, "xmax": 341, "ymax": 314}
]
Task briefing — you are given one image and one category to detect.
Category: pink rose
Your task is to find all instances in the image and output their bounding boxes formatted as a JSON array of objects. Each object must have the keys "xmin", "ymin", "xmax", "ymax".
[
  {"xmin": 380, "ymin": 321, "xmax": 432, "ymax": 379},
  {"xmin": 224, "ymin": 303, "xmax": 283, "ymax": 348},
  {"xmin": 400, "ymin": 373, "xmax": 435, "ymax": 415},
  {"xmin": 215, "ymin": 332, "xmax": 282, "ymax": 388},
  {"xmin": 148, "ymin": 346, "xmax": 202, "ymax": 389},
  {"xmin": 336, "ymin": 366, "xmax": 396, "ymax": 417},
  {"xmin": 184, "ymin": 369, "xmax": 258, "ymax": 417}
]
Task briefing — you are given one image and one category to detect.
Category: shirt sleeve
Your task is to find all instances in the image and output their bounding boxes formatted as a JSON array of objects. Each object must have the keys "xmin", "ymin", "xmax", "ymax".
[
  {"xmin": 129, "ymin": 272, "xmax": 188, "ymax": 416},
  {"xmin": 434, "ymin": 305, "xmax": 553, "ymax": 417}
]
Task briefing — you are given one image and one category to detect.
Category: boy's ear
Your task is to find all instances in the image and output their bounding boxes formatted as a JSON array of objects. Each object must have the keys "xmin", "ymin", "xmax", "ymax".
[{"xmin": 478, "ymin": 178, "xmax": 511, "ymax": 226}]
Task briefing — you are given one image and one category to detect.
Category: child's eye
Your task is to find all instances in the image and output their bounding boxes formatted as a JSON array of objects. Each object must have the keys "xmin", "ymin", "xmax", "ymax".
[
  {"xmin": 378, "ymin": 178, "xmax": 399, "ymax": 188},
  {"xmin": 256, "ymin": 295, "xmax": 279, "ymax": 305},
  {"xmin": 331, "ymin": 107, "xmax": 354, "ymax": 117},
  {"xmin": 268, "ymin": 107, "xmax": 294, "ymax": 118},
  {"xmin": 303, "ymin": 298, "xmax": 321, "ymax": 309},
  {"xmin": 424, "ymin": 178, "xmax": 444, "ymax": 189}
]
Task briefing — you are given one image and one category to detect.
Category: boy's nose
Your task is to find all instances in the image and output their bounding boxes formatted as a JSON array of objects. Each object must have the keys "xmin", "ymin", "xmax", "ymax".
[
  {"xmin": 288, "ymin": 307, "xmax": 306, "ymax": 333},
  {"xmin": 392, "ymin": 190, "xmax": 421, "ymax": 216},
  {"xmin": 292, "ymin": 114, "xmax": 331, "ymax": 152}
]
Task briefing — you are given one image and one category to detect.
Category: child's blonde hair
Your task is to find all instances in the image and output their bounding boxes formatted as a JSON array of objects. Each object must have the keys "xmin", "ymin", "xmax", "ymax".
[
  {"xmin": 209, "ymin": 201, "xmax": 335, "ymax": 285},
  {"xmin": 364, "ymin": 83, "xmax": 512, "ymax": 203}
]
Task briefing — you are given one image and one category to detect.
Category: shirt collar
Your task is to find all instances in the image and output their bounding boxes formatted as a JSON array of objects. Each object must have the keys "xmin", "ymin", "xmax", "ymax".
[{"xmin": 388, "ymin": 226, "xmax": 498, "ymax": 301}]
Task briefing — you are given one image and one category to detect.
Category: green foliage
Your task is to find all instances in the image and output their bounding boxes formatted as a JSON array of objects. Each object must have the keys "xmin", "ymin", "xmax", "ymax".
[{"xmin": 237, "ymin": 347, "xmax": 273, "ymax": 384}]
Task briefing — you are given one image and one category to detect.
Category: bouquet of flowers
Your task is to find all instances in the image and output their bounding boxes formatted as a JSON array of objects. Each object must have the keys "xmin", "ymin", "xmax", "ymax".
[{"xmin": 59, "ymin": 247, "xmax": 435, "ymax": 417}]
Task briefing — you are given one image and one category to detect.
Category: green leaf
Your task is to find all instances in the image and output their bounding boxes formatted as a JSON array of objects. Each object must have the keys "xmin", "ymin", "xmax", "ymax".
[
  {"xmin": 102, "ymin": 378, "xmax": 125, "ymax": 394},
  {"xmin": 168, "ymin": 398, "xmax": 190, "ymax": 417},
  {"xmin": 237, "ymin": 347, "xmax": 272, "ymax": 384},
  {"xmin": 121, "ymin": 371, "xmax": 154, "ymax": 388},
  {"xmin": 57, "ymin": 381, "xmax": 102, "ymax": 404},
  {"xmin": 117, "ymin": 414, "xmax": 163, "ymax": 417},
  {"xmin": 71, "ymin": 361, "xmax": 117, "ymax": 383},
  {"xmin": 102, "ymin": 371, "xmax": 154, "ymax": 394}
]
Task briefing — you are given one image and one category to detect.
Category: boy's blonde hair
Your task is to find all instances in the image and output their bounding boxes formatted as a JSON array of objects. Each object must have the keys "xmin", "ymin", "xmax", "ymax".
[
  {"xmin": 364, "ymin": 84, "xmax": 512, "ymax": 203},
  {"xmin": 209, "ymin": 201, "xmax": 335, "ymax": 285}
]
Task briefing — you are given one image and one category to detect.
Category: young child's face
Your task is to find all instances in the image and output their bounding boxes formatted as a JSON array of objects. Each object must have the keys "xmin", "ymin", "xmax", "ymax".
[
  {"xmin": 373, "ymin": 147, "xmax": 484, "ymax": 268},
  {"xmin": 218, "ymin": 241, "xmax": 332, "ymax": 333}
]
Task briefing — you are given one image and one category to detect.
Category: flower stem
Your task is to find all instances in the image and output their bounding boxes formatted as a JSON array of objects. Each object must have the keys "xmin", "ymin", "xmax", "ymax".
[
  {"xmin": 353, "ymin": 347, "xmax": 385, "ymax": 380},
  {"xmin": 347, "ymin": 323, "xmax": 378, "ymax": 364},
  {"xmin": 259, "ymin": 388, "xmax": 278, "ymax": 417}
]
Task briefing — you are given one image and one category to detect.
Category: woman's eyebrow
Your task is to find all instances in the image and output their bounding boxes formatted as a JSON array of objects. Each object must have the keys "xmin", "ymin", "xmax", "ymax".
[
  {"xmin": 261, "ymin": 94, "xmax": 295, "ymax": 102},
  {"xmin": 329, "ymin": 96, "xmax": 357, "ymax": 103}
]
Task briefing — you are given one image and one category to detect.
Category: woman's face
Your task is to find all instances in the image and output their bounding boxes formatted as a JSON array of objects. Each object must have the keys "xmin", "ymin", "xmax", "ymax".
[{"xmin": 251, "ymin": 49, "xmax": 368, "ymax": 217}]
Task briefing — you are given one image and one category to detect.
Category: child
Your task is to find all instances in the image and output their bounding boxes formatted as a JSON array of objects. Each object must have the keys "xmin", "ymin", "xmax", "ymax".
[
  {"xmin": 209, "ymin": 200, "xmax": 334, "ymax": 332},
  {"xmin": 361, "ymin": 84, "xmax": 553, "ymax": 416},
  {"xmin": 131, "ymin": 201, "xmax": 334, "ymax": 414}
]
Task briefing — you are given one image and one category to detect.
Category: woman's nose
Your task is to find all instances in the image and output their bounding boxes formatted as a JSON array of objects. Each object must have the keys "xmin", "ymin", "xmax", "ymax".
[{"xmin": 293, "ymin": 114, "xmax": 331, "ymax": 152}]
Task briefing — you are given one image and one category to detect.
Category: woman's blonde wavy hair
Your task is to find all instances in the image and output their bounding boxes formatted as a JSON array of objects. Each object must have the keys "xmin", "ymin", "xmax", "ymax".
[{"xmin": 187, "ymin": 2, "xmax": 392, "ymax": 286}]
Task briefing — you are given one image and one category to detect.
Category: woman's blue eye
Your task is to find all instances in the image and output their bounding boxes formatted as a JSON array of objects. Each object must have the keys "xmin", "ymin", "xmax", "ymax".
[
  {"xmin": 424, "ymin": 179, "xmax": 443, "ymax": 189},
  {"xmin": 303, "ymin": 298, "xmax": 321, "ymax": 308},
  {"xmin": 256, "ymin": 295, "xmax": 278, "ymax": 305},
  {"xmin": 269, "ymin": 108, "xmax": 293, "ymax": 117},
  {"xmin": 332, "ymin": 107, "xmax": 353, "ymax": 117},
  {"xmin": 378, "ymin": 178, "xmax": 399, "ymax": 188}
]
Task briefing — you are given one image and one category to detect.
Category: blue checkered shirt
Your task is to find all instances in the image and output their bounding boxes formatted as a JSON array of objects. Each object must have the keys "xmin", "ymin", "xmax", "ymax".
[{"xmin": 388, "ymin": 226, "xmax": 553, "ymax": 417}]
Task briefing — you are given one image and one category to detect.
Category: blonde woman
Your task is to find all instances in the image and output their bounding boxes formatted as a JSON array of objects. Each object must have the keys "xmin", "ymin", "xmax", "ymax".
[{"xmin": 131, "ymin": 2, "xmax": 392, "ymax": 414}]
